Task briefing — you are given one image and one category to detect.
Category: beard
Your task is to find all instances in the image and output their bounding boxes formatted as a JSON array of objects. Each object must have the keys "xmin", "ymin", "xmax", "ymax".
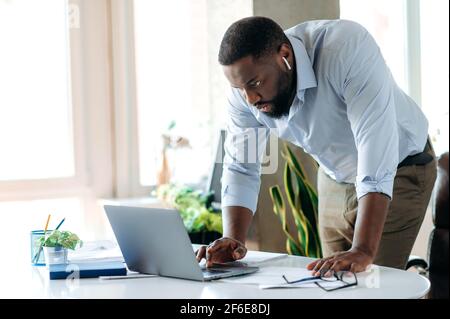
[{"xmin": 264, "ymin": 69, "xmax": 293, "ymax": 119}]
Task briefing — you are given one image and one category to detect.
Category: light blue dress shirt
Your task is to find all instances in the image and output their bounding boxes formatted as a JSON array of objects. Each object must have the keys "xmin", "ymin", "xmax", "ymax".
[{"xmin": 221, "ymin": 20, "xmax": 429, "ymax": 213}]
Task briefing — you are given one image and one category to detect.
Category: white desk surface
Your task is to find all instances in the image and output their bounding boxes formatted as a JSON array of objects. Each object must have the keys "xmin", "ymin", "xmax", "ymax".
[{"xmin": 2, "ymin": 250, "xmax": 429, "ymax": 299}]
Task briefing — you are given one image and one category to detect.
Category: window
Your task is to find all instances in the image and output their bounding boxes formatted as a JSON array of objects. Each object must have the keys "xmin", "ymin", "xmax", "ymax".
[
  {"xmin": 0, "ymin": 0, "xmax": 114, "ymax": 244},
  {"xmin": 341, "ymin": 0, "xmax": 449, "ymax": 155},
  {"xmin": 0, "ymin": 0, "xmax": 87, "ymax": 252},
  {"xmin": 0, "ymin": 0, "xmax": 74, "ymax": 181},
  {"xmin": 340, "ymin": 0, "xmax": 409, "ymax": 93},
  {"xmin": 130, "ymin": 0, "xmax": 252, "ymax": 188},
  {"xmin": 133, "ymin": 0, "xmax": 208, "ymax": 186},
  {"xmin": 420, "ymin": 0, "xmax": 449, "ymax": 155}
]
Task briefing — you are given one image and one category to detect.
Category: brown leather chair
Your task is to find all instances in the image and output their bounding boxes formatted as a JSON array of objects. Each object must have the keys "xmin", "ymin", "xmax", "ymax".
[
  {"xmin": 408, "ymin": 152, "xmax": 449, "ymax": 298},
  {"xmin": 428, "ymin": 152, "xmax": 449, "ymax": 299}
]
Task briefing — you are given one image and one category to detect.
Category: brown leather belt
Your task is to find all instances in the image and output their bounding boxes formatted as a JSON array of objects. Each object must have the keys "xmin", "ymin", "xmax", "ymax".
[{"xmin": 398, "ymin": 139, "xmax": 434, "ymax": 168}]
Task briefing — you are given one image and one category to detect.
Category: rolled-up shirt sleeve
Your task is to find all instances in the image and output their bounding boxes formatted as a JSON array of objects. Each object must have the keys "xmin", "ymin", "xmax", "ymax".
[
  {"xmin": 221, "ymin": 88, "xmax": 268, "ymax": 214},
  {"xmin": 340, "ymin": 28, "xmax": 399, "ymax": 200}
]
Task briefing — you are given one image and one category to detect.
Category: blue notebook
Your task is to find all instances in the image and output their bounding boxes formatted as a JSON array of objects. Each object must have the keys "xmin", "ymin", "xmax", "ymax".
[{"xmin": 48, "ymin": 261, "xmax": 127, "ymax": 280}]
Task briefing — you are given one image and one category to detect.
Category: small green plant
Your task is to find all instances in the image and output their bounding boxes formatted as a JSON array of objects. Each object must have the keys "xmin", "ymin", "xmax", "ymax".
[
  {"xmin": 38, "ymin": 230, "xmax": 83, "ymax": 250},
  {"xmin": 155, "ymin": 184, "xmax": 223, "ymax": 234},
  {"xmin": 269, "ymin": 143, "xmax": 322, "ymax": 258}
]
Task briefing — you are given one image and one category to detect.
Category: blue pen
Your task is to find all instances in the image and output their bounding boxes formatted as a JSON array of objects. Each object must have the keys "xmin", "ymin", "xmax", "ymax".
[{"xmin": 55, "ymin": 218, "xmax": 65, "ymax": 230}]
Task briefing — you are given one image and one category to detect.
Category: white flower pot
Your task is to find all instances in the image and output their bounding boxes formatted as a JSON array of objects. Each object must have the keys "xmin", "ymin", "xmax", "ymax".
[{"xmin": 43, "ymin": 246, "xmax": 68, "ymax": 265}]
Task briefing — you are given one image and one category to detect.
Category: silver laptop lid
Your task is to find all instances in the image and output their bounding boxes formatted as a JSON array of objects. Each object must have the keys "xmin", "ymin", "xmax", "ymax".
[{"xmin": 104, "ymin": 205, "xmax": 204, "ymax": 281}]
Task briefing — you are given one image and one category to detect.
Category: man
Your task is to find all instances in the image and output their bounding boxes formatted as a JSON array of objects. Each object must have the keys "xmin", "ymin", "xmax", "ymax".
[{"xmin": 196, "ymin": 17, "xmax": 437, "ymax": 275}]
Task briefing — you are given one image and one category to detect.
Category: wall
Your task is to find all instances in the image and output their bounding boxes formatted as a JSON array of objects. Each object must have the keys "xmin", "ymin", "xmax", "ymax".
[
  {"xmin": 206, "ymin": 0, "xmax": 253, "ymax": 137},
  {"xmin": 253, "ymin": 0, "xmax": 340, "ymax": 29}
]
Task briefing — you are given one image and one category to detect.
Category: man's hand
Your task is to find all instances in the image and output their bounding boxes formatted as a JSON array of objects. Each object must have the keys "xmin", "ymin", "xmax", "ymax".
[
  {"xmin": 306, "ymin": 247, "xmax": 373, "ymax": 276},
  {"xmin": 195, "ymin": 237, "xmax": 247, "ymax": 268},
  {"xmin": 307, "ymin": 192, "xmax": 390, "ymax": 276},
  {"xmin": 195, "ymin": 206, "xmax": 252, "ymax": 267}
]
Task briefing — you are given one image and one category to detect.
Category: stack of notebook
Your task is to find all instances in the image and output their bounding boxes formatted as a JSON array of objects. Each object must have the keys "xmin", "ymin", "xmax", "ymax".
[
  {"xmin": 46, "ymin": 241, "xmax": 127, "ymax": 280},
  {"xmin": 48, "ymin": 261, "xmax": 126, "ymax": 279}
]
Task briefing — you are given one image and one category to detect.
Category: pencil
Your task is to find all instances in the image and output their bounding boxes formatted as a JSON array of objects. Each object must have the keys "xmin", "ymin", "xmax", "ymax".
[{"xmin": 44, "ymin": 214, "xmax": 51, "ymax": 234}]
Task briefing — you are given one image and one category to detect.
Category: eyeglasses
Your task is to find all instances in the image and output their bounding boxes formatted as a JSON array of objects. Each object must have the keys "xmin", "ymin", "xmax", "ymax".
[{"xmin": 282, "ymin": 270, "xmax": 358, "ymax": 292}]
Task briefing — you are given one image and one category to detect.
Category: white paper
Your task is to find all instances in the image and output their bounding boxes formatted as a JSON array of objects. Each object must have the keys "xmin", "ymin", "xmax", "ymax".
[
  {"xmin": 218, "ymin": 266, "xmax": 344, "ymax": 290},
  {"xmin": 260, "ymin": 280, "xmax": 345, "ymax": 290},
  {"xmin": 259, "ymin": 281, "xmax": 345, "ymax": 289},
  {"xmin": 240, "ymin": 251, "xmax": 288, "ymax": 266},
  {"xmin": 68, "ymin": 240, "xmax": 124, "ymax": 263},
  {"xmin": 219, "ymin": 266, "xmax": 313, "ymax": 285}
]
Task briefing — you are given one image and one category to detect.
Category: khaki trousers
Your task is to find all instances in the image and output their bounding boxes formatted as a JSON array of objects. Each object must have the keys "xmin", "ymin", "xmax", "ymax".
[{"xmin": 317, "ymin": 144, "xmax": 437, "ymax": 270}]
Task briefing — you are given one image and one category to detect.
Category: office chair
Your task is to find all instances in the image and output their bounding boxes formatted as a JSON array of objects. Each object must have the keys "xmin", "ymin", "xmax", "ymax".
[{"xmin": 407, "ymin": 152, "xmax": 449, "ymax": 299}]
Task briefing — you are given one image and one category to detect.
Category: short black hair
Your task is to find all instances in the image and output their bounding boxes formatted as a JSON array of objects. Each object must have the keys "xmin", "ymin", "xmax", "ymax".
[{"xmin": 218, "ymin": 16, "xmax": 289, "ymax": 65}]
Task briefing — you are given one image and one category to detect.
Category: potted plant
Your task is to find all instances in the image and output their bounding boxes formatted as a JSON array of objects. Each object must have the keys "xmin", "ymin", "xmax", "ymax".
[
  {"xmin": 269, "ymin": 143, "xmax": 322, "ymax": 258},
  {"xmin": 39, "ymin": 230, "xmax": 83, "ymax": 265},
  {"xmin": 155, "ymin": 184, "xmax": 223, "ymax": 244},
  {"xmin": 156, "ymin": 121, "xmax": 192, "ymax": 186}
]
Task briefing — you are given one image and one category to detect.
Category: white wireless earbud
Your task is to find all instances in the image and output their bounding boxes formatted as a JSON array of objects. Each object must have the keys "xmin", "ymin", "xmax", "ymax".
[{"xmin": 282, "ymin": 56, "xmax": 292, "ymax": 71}]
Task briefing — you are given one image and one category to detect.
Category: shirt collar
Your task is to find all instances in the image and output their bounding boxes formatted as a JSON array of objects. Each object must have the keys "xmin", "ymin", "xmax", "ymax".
[{"xmin": 286, "ymin": 34, "xmax": 317, "ymax": 95}]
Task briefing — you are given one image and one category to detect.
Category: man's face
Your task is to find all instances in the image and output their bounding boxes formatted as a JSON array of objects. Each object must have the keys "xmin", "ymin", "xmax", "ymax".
[{"xmin": 223, "ymin": 53, "xmax": 294, "ymax": 119}]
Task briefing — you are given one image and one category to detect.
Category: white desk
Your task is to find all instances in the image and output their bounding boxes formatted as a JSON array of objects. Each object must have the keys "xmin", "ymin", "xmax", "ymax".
[{"xmin": 2, "ymin": 252, "xmax": 429, "ymax": 299}]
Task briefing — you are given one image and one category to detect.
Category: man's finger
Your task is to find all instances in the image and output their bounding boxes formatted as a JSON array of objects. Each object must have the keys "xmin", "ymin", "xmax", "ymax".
[
  {"xmin": 312, "ymin": 259, "xmax": 325, "ymax": 273},
  {"xmin": 315, "ymin": 259, "xmax": 333, "ymax": 276},
  {"xmin": 205, "ymin": 248, "xmax": 218, "ymax": 268},
  {"xmin": 306, "ymin": 259, "xmax": 319, "ymax": 270},
  {"xmin": 206, "ymin": 239, "xmax": 228, "ymax": 254},
  {"xmin": 349, "ymin": 262, "xmax": 366, "ymax": 273},
  {"xmin": 312, "ymin": 257, "xmax": 331, "ymax": 273},
  {"xmin": 196, "ymin": 246, "xmax": 207, "ymax": 262},
  {"xmin": 205, "ymin": 243, "xmax": 223, "ymax": 268},
  {"xmin": 328, "ymin": 260, "xmax": 345, "ymax": 275},
  {"xmin": 232, "ymin": 245, "xmax": 247, "ymax": 260}
]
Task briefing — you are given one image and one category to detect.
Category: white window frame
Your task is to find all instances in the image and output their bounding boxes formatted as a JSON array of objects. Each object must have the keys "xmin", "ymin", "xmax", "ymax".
[
  {"xmin": 110, "ymin": 0, "xmax": 152, "ymax": 198},
  {"xmin": 0, "ymin": 0, "xmax": 115, "ymax": 202},
  {"xmin": 405, "ymin": 0, "xmax": 422, "ymax": 107},
  {"xmin": 109, "ymin": 0, "xmax": 253, "ymax": 197}
]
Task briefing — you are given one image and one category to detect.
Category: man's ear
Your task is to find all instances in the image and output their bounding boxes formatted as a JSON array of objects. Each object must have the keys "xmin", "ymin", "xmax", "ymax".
[
  {"xmin": 278, "ymin": 43, "xmax": 292, "ymax": 59},
  {"xmin": 278, "ymin": 43, "xmax": 293, "ymax": 70}
]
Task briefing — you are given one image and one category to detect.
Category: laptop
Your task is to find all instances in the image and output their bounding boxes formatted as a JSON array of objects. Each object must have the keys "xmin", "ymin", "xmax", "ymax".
[{"xmin": 104, "ymin": 205, "xmax": 259, "ymax": 281}]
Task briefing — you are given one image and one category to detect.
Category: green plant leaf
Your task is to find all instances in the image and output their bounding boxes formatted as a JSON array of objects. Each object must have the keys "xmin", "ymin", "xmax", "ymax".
[
  {"xmin": 282, "ymin": 144, "xmax": 316, "ymax": 194},
  {"xmin": 270, "ymin": 186, "xmax": 303, "ymax": 255},
  {"xmin": 283, "ymin": 164, "xmax": 308, "ymax": 254},
  {"xmin": 287, "ymin": 237, "xmax": 304, "ymax": 256},
  {"xmin": 305, "ymin": 183, "xmax": 319, "ymax": 223},
  {"xmin": 167, "ymin": 120, "xmax": 176, "ymax": 131},
  {"xmin": 295, "ymin": 175, "xmax": 317, "ymax": 231},
  {"xmin": 270, "ymin": 185, "xmax": 284, "ymax": 212},
  {"xmin": 157, "ymin": 184, "xmax": 223, "ymax": 234},
  {"xmin": 270, "ymin": 143, "xmax": 322, "ymax": 258},
  {"xmin": 41, "ymin": 230, "xmax": 82, "ymax": 250},
  {"xmin": 285, "ymin": 146, "xmax": 319, "ymax": 242},
  {"xmin": 282, "ymin": 144, "xmax": 305, "ymax": 179}
]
